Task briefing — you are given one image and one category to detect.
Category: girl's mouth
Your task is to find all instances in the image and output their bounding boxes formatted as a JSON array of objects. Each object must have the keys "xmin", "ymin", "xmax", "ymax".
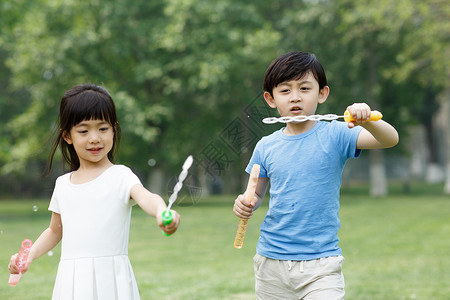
[{"xmin": 88, "ymin": 148, "xmax": 102, "ymax": 154}]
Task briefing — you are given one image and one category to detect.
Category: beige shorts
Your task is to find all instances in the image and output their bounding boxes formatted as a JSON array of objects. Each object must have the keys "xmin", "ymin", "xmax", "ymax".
[{"xmin": 253, "ymin": 253, "xmax": 345, "ymax": 300}]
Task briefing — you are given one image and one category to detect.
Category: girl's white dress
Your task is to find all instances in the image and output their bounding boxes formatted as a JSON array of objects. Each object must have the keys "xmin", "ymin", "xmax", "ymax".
[{"xmin": 48, "ymin": 165, "xmax": 142, "ymax": 300}]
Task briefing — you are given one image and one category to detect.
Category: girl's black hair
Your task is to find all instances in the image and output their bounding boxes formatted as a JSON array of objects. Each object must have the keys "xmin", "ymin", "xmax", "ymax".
[
  {"xmin": 47, "ymin": 84, "xmax": 121, "ymax": 174},
  {"xmin": 263, "ymin": 51, "xmax": 328, "ymax": 96}
]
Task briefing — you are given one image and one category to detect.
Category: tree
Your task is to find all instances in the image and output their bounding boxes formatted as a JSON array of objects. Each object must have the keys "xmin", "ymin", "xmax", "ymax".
[{"xmin": 0, "ymin": 0, "xmax": 281, "ymax": 195}]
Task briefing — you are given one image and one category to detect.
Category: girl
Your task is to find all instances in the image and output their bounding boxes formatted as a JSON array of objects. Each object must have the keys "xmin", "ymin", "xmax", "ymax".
[{"xmin": 8, "ymin": 84, "xmax": 180, "ymax": 299}]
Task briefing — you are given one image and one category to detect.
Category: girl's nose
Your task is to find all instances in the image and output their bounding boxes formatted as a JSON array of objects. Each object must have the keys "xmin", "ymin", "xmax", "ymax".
[{"xmin": 89, "ymin": 133, "xmax": 100, "ymax": 143}]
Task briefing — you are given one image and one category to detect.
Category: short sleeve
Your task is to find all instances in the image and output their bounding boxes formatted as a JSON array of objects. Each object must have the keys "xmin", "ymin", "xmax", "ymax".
[
  {"xmin": 331, "ymin": 121, "xmax": 362, "ymax": 159},
  {"xmin": 119, "ymin": 166, "xmax": 143, "ymax": 206},
  {"xmin": 48, "ymin": 177, "xmax": 63, "ymax": 213},
  {"xmin": 245, "ymin": 138, "xmax": 268, "ymax": 178}
]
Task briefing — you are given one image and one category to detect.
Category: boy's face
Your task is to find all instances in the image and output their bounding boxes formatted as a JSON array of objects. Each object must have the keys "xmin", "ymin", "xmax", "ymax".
[{"xmin": 264, "ymin": 72, "xmax": 329, "ymax": 120}]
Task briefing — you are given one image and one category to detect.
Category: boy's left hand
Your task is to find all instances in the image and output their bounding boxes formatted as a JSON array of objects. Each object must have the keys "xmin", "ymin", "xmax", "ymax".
[
  {"xmin": 346, "ymin": 103, "xmax": 372, "ymax": 128},
  {"xmin": 157, "ymin": 209, "xmax": 180, "ymax": 235}
]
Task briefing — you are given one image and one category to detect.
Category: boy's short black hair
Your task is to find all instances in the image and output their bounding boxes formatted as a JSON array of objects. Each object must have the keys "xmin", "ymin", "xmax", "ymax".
[{"xmin": 263, "ymin": 51, "xmax": 327, "ymax": 96}]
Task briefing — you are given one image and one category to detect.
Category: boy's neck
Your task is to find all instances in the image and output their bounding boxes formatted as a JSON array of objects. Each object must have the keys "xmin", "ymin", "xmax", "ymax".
[{"xmin": 282, "ymin": 121, "xmax": 317, "ymax": 136}]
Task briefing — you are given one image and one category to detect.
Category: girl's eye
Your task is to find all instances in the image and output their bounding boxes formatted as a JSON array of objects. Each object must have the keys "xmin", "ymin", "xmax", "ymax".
[
  {"xmin": 78, "ymin": 130, "xmax": 88, "ymax": 134},
  {"xmin": 100, "ymin": 127, "xmax": 109, "ymax": 132}
]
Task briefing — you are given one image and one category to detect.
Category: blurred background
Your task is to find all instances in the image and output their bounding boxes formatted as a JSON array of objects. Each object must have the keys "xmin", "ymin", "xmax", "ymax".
[{"xmin": 0, "ymin": 0, "xmax": 449, "ymax": 200}]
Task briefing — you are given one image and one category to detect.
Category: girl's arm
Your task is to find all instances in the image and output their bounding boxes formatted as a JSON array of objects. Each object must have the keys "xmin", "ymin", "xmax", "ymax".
[
  {"xmin": 346, "ymin": 103, "xmax": 399, "ymax": 149},
  {"xmin": 130, "ymin": 184, "xmax": 180, "ymax": 235},
  {"xmin": 9, "ymin": 212, "xmax": 62, "ymax": 274},
  {"xmin": 233, "ymin": 177, "xmax": 269, "ymax": 219}
]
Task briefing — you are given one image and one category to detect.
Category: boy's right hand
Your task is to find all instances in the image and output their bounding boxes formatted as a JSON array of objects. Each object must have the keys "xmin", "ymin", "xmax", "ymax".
[{"xmin": 233, "ymin": 194, "xmax": 256, "ymax": 219}]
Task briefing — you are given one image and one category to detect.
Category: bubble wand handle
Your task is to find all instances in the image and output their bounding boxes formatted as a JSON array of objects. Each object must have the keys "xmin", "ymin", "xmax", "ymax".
[
  {"xmin": 8, "ymin": 239, "xmax": 33, "ymax": 287},
  {"xmin": 161, "ymin": 155, "xmax": 193, "ymax": 236},
  {"xmin": 343, "ymin": 110, "xmax": 382, "ymax": 122},
  {"xmin": 234, "ymin": 164, "xmax": 260, "ymax": 249}
]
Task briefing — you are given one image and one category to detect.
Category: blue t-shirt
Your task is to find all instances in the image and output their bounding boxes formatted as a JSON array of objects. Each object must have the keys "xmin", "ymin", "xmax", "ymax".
[{"xmin": 246, "ymin": 121, "xmax": 362, "ymax": 261}]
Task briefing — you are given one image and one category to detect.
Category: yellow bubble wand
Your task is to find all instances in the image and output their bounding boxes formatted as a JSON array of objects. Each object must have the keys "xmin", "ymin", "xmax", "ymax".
[
  {"xmin": 262, "ymin": 110, "xmax": 383, "ymax": 124},
  {"xmin": 234, "ymin": 164, "xmax": 260, "ymax": 249}
]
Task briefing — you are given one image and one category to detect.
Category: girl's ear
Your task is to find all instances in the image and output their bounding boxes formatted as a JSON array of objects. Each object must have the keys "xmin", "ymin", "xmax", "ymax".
[
  {"xmin": 62, "ymin": 130, "xmax": 73, "ymax": 145},
  {"xmin": 318, "ymin": 86, "xmax": 330, "ymax": 104},
  {"xmin": 264, "ymin": 91, "xmax": 277, "ymax": 108}
]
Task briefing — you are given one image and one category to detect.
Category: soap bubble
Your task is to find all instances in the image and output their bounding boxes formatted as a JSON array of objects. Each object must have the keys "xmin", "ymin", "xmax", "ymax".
[{"xmin": 147, "ymin": 158, "xmax": 156, "ymax": 167}]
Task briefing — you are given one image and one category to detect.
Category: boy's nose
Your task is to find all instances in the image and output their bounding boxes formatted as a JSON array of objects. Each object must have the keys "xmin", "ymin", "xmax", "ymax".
[{"xmin": 290, "ymin": 90, "xmax": 302, "ymax": 102}]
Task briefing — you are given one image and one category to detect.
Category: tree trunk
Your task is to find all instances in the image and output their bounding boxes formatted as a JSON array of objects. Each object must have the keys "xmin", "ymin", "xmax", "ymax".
[
  {"xmin": 370, "ymin": 149, "xmax": 387, "ymax": 197},
  {"xmin": 367, "ymin": 50, "xmax": 388, "ymax": 196},
  {"xmin": 147, "ymin": 167, "xmax": 165, "ymax": 196},
  {"xmin": 441, "ymin": 89, "xmax": 450, "ymax": 195}
]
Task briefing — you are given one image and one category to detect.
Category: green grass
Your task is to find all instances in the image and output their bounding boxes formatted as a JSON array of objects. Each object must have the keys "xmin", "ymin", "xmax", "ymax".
[{"xmin": 1, "ymin": 187, "xmax": 450, "ymax": 299}]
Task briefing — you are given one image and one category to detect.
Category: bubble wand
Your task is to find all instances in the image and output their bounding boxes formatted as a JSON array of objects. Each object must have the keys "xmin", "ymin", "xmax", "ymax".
[
  {"xmin": 234, "ymin": 164, "xmax": 260, "ymax": 249},
  {"xmin": 8, "ymin": 239, "xmax": 33, "ymax": 287},
  {"xmin": 262, "ymin": 110, "xmax": 382, "ymax": 124},
  {"xmin": 161, "ymin": 155, "xmax": 194, "ymax": 236}
]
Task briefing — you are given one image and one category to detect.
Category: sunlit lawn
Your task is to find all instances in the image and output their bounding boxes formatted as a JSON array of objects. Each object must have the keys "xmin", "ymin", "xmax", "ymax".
[{"xmin": 1, "ymin": 184, "xmax": 450, "ymax": 299}]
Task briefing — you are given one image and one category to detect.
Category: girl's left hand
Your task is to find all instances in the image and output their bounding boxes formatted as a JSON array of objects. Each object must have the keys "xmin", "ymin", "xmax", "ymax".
[
  {"xmin": 346, "ymin": 103, "xmax": 372, "ymax": 128},
  {"xmin": 157, "ymin": 210, "xmax": 180, "ymax": 235}
]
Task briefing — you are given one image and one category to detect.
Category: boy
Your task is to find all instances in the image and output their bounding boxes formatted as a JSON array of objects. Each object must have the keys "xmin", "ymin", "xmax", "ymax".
[{"xmin": 233, "ymin": 52, "xmax": 398, "ymax": 299}]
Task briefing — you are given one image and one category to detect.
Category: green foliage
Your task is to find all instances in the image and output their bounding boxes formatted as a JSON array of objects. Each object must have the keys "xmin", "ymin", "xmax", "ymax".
[{"xmin": 0, "ymin": 0, "xmax": 448, "ymax": 189}]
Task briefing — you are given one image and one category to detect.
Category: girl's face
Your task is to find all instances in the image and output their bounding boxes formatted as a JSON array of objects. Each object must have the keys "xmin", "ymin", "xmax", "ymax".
[{"xmin": 63, "ymin": 119, "xmax": 115, "ymax": 168}]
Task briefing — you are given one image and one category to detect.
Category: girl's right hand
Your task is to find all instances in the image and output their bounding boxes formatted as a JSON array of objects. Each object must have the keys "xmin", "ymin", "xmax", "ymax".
[
  {"xmin": 8, "ymin": 253, "xmax": 31, "ymax": 275},
  {"xmin": 233, "ymin": 194, "xmax": 256, "ymax": 219}
]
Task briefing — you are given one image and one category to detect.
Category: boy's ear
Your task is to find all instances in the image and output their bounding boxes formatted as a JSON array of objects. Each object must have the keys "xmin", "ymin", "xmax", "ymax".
[
  {"xmin": 318, "ymin": 86, "xmax": 330, "ymax": 104},
  {"xmin": 264, "ymin": 91, "xmax": 277, "ymax": 108},
  {"xmin": 62, "ymin": 130, "xmax": 73, "ymax": 145}
]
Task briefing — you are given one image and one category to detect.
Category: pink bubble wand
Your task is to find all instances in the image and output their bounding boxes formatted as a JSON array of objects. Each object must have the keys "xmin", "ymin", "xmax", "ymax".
[{"xmin": 8, "ymin": 239, "xmax": 33, "ymax": 287}]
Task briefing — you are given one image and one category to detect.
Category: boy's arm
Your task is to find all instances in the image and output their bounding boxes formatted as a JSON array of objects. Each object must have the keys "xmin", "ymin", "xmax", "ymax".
[
  {"xmin": 233, "ymin": 177, "xmax": 269, "ymax": 219},
  {"xmin": 346, "ymin": 103, "xmax": 399, "ymax": 149},
  {"xmin": 356, "ymin": 121, "xmax": 399, "ymax": 149},
  {"xmin": 252, "ymin": 177, "xmax": 269, "ymax": 210}
]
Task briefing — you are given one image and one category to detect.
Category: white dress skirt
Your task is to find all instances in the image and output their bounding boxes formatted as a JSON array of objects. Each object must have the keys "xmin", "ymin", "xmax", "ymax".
[{"xmin": 48, "ymin": 165, "xmax": 143, "ymax": 300}]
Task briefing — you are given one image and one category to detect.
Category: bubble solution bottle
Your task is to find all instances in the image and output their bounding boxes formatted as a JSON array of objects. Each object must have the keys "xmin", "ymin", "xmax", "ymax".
[{"xmin": 9, "ymin": 239, "xmax": 33, "ymax": 287}]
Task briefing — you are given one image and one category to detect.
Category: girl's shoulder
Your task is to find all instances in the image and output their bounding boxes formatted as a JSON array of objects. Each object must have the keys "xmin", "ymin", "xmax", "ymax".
[
  {"xmin": 109, "ymin": 164, "xmax": 136, "ymax": 175},
  {"xmin": 55, "ymin": 172, "xmax": 72, "ymax": 183},
  {"xmin": 106, "ymin": 165, "xmax": 140, "ymax": 182}
]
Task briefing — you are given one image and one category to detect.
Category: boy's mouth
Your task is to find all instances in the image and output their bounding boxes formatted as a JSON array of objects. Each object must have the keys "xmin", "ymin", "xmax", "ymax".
[{"xmin": 290, "ymin": 106, "xmax": 302, "ymax": 112}]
